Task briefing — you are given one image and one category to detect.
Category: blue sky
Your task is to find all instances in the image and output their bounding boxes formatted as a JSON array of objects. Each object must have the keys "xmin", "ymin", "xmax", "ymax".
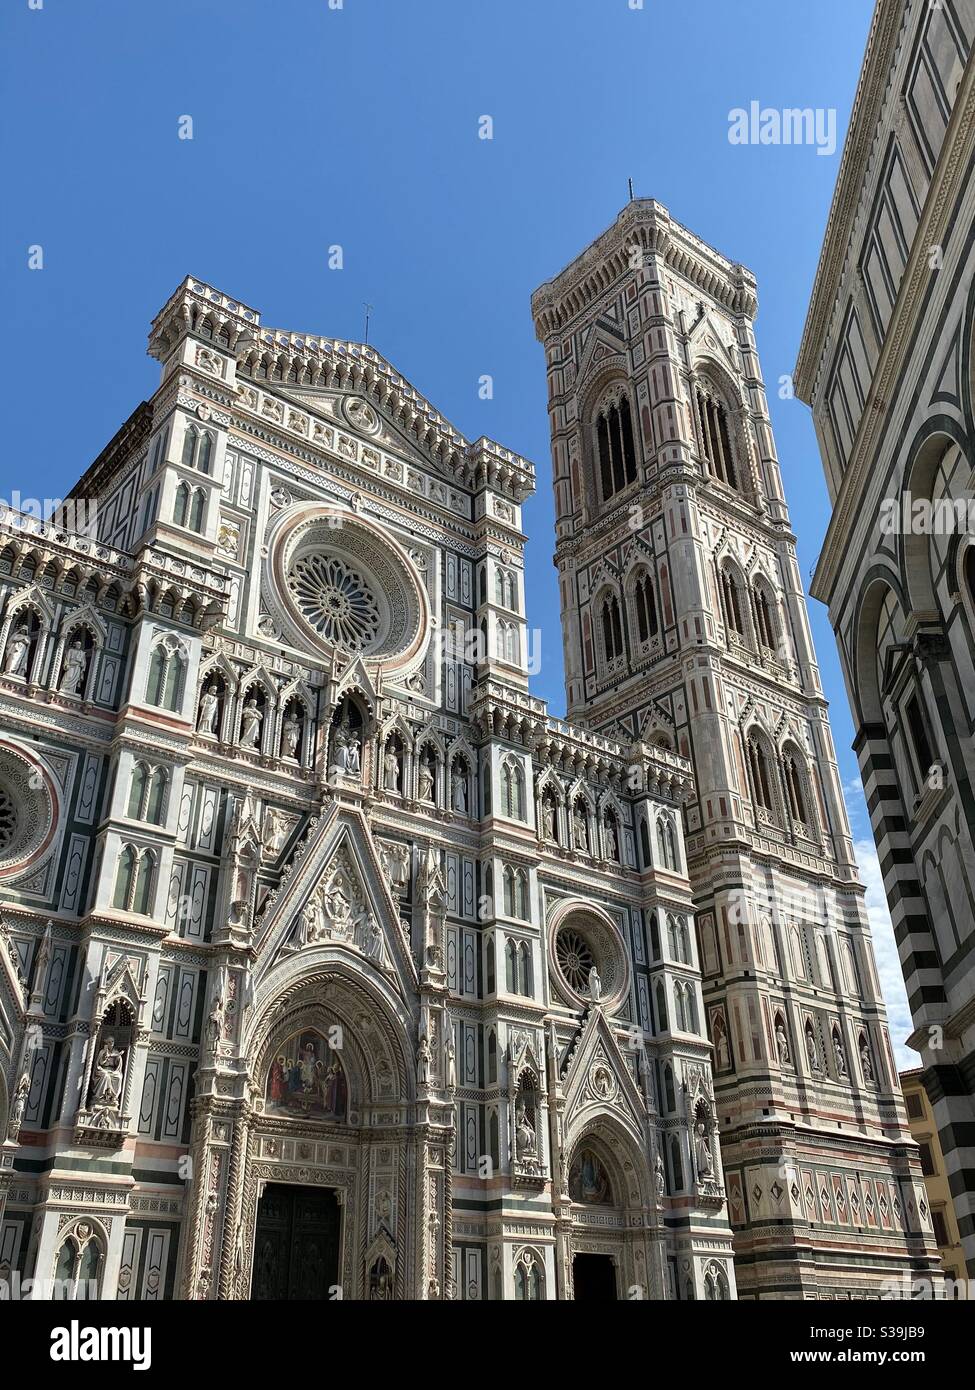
[{"xmin": 0, "ymin": 0, "xmax": 913, "ymax": 1056}]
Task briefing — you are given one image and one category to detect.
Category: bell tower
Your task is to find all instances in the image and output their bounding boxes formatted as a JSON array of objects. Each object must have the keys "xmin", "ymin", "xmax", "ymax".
[{"xmin": 532, "ymin": 200, "xmax": 940, "ymax": 1298}]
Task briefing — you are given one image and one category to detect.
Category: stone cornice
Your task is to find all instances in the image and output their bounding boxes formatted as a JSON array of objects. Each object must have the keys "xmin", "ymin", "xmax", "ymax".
[
  {"xmin": 810, "ymin": 48, "xmax": 975, "ymax": 605},
  {"xmin": 531, "ymin": 199, "xmax": 758, "ymax": 340},
  {"xmin": 794, "ymin": 0, "xmax": 906, "ymax": 401},
  {"xmin": 148, "ymin": 276, "xmax": 536, "ymax": 502}
]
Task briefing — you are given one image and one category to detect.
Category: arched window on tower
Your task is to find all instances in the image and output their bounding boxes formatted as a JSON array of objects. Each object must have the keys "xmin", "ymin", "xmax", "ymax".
[
  {"xmin": 720, "ymin": 566, "xmax": 746, "ymax": 641},
  {"xmin": 595, "ymin": 392, "xmax": 637, "ymax": 502},
  {"xmin": 601, "ymin": 594, "xmax": 624, "ymax": 665},
  {"xmin": 634, "ymin": 569, "xmax": 659, "ymax": 645},
  {"xmin": 696, "ymin": 385, "xmax": 738, "ymax": 489},
  {"xmin": 751, "ymin": 583, "xmax": 778, "ymax": 652},
  {"xmin": 746, "ymin": 734, "xmax": 775, "ymax": 820},
  {"xmin": 782, "ymin": 748, "xmax": 809, "ymax": 830}
]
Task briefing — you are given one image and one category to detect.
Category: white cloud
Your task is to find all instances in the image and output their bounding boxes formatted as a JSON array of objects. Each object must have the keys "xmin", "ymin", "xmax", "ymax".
[{"xmin": 852, "ymin": 837, "xmax": 916, "ymax": 1072}]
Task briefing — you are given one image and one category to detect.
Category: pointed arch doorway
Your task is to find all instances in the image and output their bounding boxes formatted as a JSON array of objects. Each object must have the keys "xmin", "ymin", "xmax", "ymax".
[
  {"xmin": 572, "ymin": 1252, "xmax": 618, "ymax": 1301},
  {"xmin": 251, "ymin": 1183, "xmax": 341, "ymax": 1300}
]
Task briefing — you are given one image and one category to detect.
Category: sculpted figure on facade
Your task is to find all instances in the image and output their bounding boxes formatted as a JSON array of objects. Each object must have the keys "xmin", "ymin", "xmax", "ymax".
[
  {"xmin": 281, "ymin": 709, "xmax": 301, "ymax": 760},
  {"xmin": 8, "ymin": 1070, "xmax": 30, "ymax": 1140},
  {"xmin": 417, "ymin": 1035, "xmax": 432, "ymax": 1087},
  {"xmin": 694, "ymin": 1122, "xmax": 714, "ymax": 1180},
  {"xmin": 4, "ymin": 624, "xmax": 30, "ymax": 677},
  {"xmin": 59, "ymin": 638, "xmax": 88, "ymax": 695},
  {"xmin": 240, "ymin": 696, "xmax": 263, "ymax": 749},
  {"xmin": 515, "ymin": 1104, "xmax": 536, "ymax": 1158},
  {"xmin": 418, "ymin": 754, "xmax": 435, "ymax": 803},
  {"xmin": 90, "ymin": 1036, "xmax": 125, "ymax": 1112},
  {"xmin": 198, "ymin": 683, "xmax": 220, "ymax": 734}
]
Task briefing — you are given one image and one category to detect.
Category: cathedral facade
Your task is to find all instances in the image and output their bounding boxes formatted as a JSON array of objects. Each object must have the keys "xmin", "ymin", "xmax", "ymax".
[{"xmin": 0, "ymin": 204, "xmax": 936, "ymax": 1301}]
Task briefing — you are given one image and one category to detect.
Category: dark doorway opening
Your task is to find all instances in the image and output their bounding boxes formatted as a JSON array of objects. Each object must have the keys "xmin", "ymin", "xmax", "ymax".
[
  {"xmin": 251, "ymin": 1183, "xmax": 341, "ymax": 1300},
  {"xmin": 573, "ymin": 1252, "xmax": 618, "ymax": 1300}
]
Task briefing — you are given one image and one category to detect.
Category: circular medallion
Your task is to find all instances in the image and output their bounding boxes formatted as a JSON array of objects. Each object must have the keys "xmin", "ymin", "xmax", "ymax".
[{"xmin": 342, "ymin": 396, "xmax": 380, "ymax": 435}]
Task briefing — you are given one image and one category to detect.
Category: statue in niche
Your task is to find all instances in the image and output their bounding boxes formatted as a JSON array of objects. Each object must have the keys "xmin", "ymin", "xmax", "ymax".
[
  {"xmin": 833, "ymin": 1034, "xmax": 848, "ymax": 1078},
  {"xmin": 8, "ymin": 1071, "xmax": 30, "ymax": 1140},
  {"xmin": 605, "ymin": 820, "xmax": 618, "ymax": 861},
  {"xmin": 515, "ymin": 1104, "xmax": 536, "ymax": 1158},
  {"xmin": 418, "ymin": 754, "xmax": 435, "ymax": 803},
  {"xmin": 445, "ymin": 1036, "xmax": 457, "ymax": 1091},
  {"xmin": 694, "ymin": 1122, "xmax": 714, "ymax": 1179},
  {"xmin": 715, "ymin": 1024, "xmax": 730, "ymax": 1071},
  {"xmin": 572, "ymin": 806, "xmax": 588, "ymax": 851},
  {"xmin": 380, "ymin": 840, "xmax": 410, "ymax": 895},
  {"xmin": 859, "ymin": 1037, "xmax": 874, "ymax": 1082},
  {"xmin": 59, "ymin": 638, "xmax": 87, "ymax": 696},
  {"xmin": 330, "ymin": 718, "xmax": 349, "ymax": 773},
  {"xmin": 90, "ymin": 1036, "xmax": 124, "ymax": 1112},
  {"xmin": 451, "ymin": 767, "xmax": 467, "ymax": 813},
  {"xmin": 4, "ymin": 625, "xmax": 30, "ymax": 677},
  {"xmin": 369, "ymin": 1257, "xmax": 393, "ymax": 1301},
  {"xmin": 542, "ymin": 798, "xmax": 555, "ymax": 842},
  {"xmin": 775, "ymin": 1021, "xmax": 791, "ymax": 1066},
  {"xmin": 262, "ymin": 808, "xmax": 289, "ymax": 858},
  {"xmin": 346, "ymin": 727, "xmax": 361, "ymax": 775},
  {"xmin": 205, "ymin": 996, "xmax": 224, "ymax": 1057},
  {"xmin": 384, "ymin": 745, "xmax": 400, "ymax": 792},
  {"xmin": 281, "ymin": 709, "xmax": 301, "ymax": 760},
  {"xmin": 198, "ymin": 683, "xmax": 220, "ymax": 734},
  {"xmin": 330, "ymin": 715, "xmax": 361, "ymax": 777},
  {"xmin": 655, "ymin": 1152, "xmax": 666, "ymax": 1203},
  {"xmin": 588, "ymin": 966, "xmax": 602, "ymax": 1002},
  {"xmin": 805, "ymin": 1026, "xmax": 820, "ymax": 1073},
  {"xmin": 240, "ymin": 696, "xmax": 263, "ymax": 749},
  {"xmin": 417, "ymin": 1035, "xmax": 432, "ymax": 1087}
]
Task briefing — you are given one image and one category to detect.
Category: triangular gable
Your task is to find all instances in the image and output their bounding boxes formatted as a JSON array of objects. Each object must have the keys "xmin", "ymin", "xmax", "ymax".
[
  {"xmin": 576, "ymin": 318, "xmax": 628, "ymax": 397},
  {"xmin": 687, "ymin": 308, "xmax": 739, "ymax": 376},
  {"xmin": 562, "ymin": 1007, "xmax": 647, "ymax": 1132},
  {"xmin": 254, "ymin": 806, "xmax": 417, "ymax": 996}
]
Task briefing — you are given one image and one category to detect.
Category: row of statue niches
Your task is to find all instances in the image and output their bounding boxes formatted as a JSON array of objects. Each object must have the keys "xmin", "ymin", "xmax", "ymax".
[
  {"xmin": 3, "ymin": 621, "xmax": 92, "ymax": 696},
  {"xmin": 772, "ymin": 1014, "xmax": 875, "ymax": 1083}
]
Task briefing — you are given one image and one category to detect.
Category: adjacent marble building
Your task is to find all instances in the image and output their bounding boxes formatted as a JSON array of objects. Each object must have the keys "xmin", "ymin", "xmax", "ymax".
[
  {"xmin": 796, "ymin": 0, "xmax": 975, "ymax": 1276},
  {"xmin": 0, "ymin": 272, "xmax": 733, "ymax": 1301}
]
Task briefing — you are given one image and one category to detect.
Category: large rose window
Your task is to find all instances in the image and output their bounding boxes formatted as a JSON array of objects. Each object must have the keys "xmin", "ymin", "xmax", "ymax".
[
  {"xmin": 0, "ymin": 742, "xmax": 58, "ymax": 879},
  {"xmin": 266, "ymin": 505, "xmax": 431, "ymax": 672},
  {"xmin": 0, "ymin": 787, "xmax": 17, "ymax": 855},
  {"xmin": 549, "ymin": 904, "xmax": 630, "ymax": 1011},
  {"xmin": 287, "ymin": 554, "xmax": 381, "ymax": 651},
  {"xmin": 555, "ymin": 927, "xmax": 596, "ymax": 994}
]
